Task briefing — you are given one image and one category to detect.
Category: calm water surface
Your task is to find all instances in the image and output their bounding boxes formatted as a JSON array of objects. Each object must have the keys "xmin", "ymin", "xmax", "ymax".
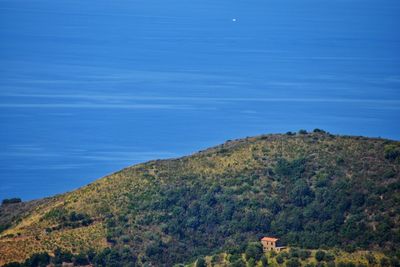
[{"xmin": 0, "ymin": 0, "xmax": 399, "ymax": 200}]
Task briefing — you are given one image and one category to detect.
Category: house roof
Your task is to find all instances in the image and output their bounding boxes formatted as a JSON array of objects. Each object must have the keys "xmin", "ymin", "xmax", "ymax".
[{"xmin": 261, "ymin": 237, "xmax": 278, "ymax": 242}]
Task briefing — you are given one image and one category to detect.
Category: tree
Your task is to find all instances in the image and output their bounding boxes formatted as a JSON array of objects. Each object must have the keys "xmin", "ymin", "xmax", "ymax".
[
  {"xmin": 315, "ymin": 250, "xmax": 326, "ymax": 262},
  {"xmin": 299, "ymin": 250, "xmax": 311, "ymax": 260},
  {"xmin": 1, "ymin": 198, "xmax": 21, "ymax": 205},
  {"xmin": 247, "ymin": 258, "xmax": 256, "ymax": 267},
  {"xmin": 24, "ymin": 252, "xmax": 50, "ymax": 267},
  {"xmin": 286, "ymin": 259, "xmax": 301, "ymax": 267},
  {"xmin": 313, "ymin": 129, "xmax": 326, "ymax": 134},
  {"xmin": 384, "ymin": 144, "xmax": 400, "ymax": 160},
  {"xmin": 276, "ymin": 254, "xmax": 284, "ymax": 264},
  {"xmin": 380, "ymin": 257, "xmax": 390, "ymax": 267},
  {"xmin": 211, "ymin": 254, "xmax": 221, "ymax": 265},
  {"xmin": 245, "ymin": 242, "xmax": 263, "ymax": 261},
  {"xmin": 290, "ymin": 180, "xmax": 315, "ymax": 207},
  {"xmin": 231, "ymin": 258, "xmax": 246, "ymax": 267},
  {"xmin": 145, "ymin": 240, "xmax": 164, "ymax": 258},
  {"xmin": 260, "ymin": 255, "xmax": 268, "ymax": 266},
  {"xmin": 365, "ymin": 253, "xmax": 376, "ymax": 265},
  {"xmin": 53, "ymin": 248, "xmax": 73, "ymax": 264},
  {"xmin": 74, "ymin": 253, "xmax": 89, "ymax": 265},
  {"xmin": 196, "ymin": 257, "xmax": 206, "ymax": 267},
  {"xmin": 289, "ymin": 248, "xmax": 299, "ymax": 258},
  {"xmin": 2, "ymin": 263, "xmax": 21, "ymax": 267},
  {"xmin": 390, "ymin": 257, "xmax": 400, "ymax": 267},
  {"xmin": 324, "ymin": 253, "xmax": 335, "ymax": 262}
]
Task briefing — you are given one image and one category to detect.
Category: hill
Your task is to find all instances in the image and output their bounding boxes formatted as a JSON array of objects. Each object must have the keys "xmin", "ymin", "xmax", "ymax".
[{"xmin": 0, "ymin": 130, "xmax": 399, "ymax": 266}]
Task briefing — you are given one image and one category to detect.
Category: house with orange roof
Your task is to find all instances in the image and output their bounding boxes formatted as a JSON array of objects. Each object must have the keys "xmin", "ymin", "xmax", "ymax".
[{"xmin": 260, "ymin": 236, "xmax": 285, "ymax": 252}]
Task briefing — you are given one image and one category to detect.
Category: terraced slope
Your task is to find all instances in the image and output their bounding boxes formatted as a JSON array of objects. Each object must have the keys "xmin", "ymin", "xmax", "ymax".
[{"xmin": 1, "ymin": 131, "xmax": 399, "ymax": 266}]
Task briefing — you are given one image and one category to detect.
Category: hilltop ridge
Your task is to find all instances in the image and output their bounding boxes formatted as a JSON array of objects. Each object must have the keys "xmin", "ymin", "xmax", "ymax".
[{"xmin": 0, "ymin": 130, "xmax": 399, "ymax": 266}]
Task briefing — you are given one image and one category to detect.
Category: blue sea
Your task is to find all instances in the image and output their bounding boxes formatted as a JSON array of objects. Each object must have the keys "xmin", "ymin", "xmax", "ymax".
[{"xmin": 1, "ymin": 0, "xmax": 399, "ymax": 200}]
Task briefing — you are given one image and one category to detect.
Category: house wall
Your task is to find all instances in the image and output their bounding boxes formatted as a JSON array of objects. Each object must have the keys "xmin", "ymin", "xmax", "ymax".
[{"xmin": 261, "ymin": 241, "xmax": 276, "ymax": 252}]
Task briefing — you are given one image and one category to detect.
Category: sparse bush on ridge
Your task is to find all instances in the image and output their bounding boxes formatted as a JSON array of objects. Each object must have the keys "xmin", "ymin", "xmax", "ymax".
[
  {"xmin": 385, "ymin": 144, "xmax": 400, "ymax": 160},
  {"xmin": 1, "ymin": 198, "xmax": 21, "ymax": 205}
]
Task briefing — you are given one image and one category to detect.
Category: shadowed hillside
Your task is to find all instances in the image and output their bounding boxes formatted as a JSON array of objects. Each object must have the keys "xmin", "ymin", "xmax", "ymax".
[{"xmin": 1, "ymin": 130, "xmax": 399, "ymax": 266}]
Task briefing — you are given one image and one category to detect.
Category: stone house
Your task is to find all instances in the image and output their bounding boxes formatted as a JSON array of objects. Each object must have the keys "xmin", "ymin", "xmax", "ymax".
[{"xmin": 260, "ymin": 236, "xmax": 285, "ymax": 252}]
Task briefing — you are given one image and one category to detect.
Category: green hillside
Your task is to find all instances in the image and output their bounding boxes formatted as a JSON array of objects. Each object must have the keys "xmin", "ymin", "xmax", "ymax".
[{"xmin": 1, "ymin": 130, "xmax": 399, "ymax": 266}]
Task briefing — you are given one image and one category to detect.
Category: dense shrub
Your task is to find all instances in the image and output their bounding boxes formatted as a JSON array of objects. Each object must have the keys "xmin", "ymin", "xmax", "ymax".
[
  {"xmin": 289, "ymin": 248, "xmax": 300, "ymax": 258},
  {"xmin": 299, "ymin": 250, "xmax": 311, "ymax": 260},
  {"xmin": 245, "ymin": 242, "xmax": 263, "ymax": 261},
  {"xmin": 380, "ymin": 258, "xmax": 390, "ymax": 267},
  {"xmin": 384, "ymin": 144, "xmax": 400, "ymax": 160},
  {"xmin": 389, "ymin": 257, "xmax": 400, "ymax": 267},
  {"xmin": 276, "ymin": 255, "xmax": 285, "ymax": 264},
  {"xmin": 286, "ymin": 258, "xmax": 301, "ymax": 267},
  {"xmin": 3, "ymin": 263, "xmax": 22, "ymax": 267},
  {"xmin": 43, "ymin": 208, "xmax": 93, "ymax": 230},
  {"xmin": 25, "ymin": 252, "xmax": 50, "ymax": 267},
  {"xmin": 1, "ymin": 198, "xmax": 21, "ymax": 205},
  {"xmin": 2, "ymin": 248, "xmax": 140, "ymax": 267},
  {"xmin": 260, "ymin": 255, "xmax": 268, "ymax": 266},
  {"xmin": 53, "ymin": 248, "xmax": 73, "ymax": 264},
  {"xmin": 315, "ymin": 251, "xmax": 326, "ymax": 262},
  {"xmin": 313, "ymin": 129, "xmax": 326, "ymax": 134},
  {"xmin": 0, "ymin": 223, "xmax": 11, "ymax": 233},
  {"xmin": 195, "ymin": 258, "xmax": 206, "ymax": 267},
  {"xmin": 324, "ymin": 253, "xmax": 335, "ymax": 262},
  {"xmin": 247, "ymin": 258, "xmax": 256, "ymax": 267},
  {"xmin": 230, "ymin": 258, "xmax": 246, "ymax": 267}
]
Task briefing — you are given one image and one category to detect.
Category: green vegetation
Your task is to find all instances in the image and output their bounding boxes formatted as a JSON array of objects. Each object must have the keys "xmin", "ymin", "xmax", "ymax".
[
  {"xmin": 195, "ymin": 257, "xmax": 206, "ymax": 267},
  {"xmin": 0, "ymin": 198, "xmax": 50, "ymax": 234},
  {"xmin": 0, "ymin": 131, "xmax": 399, "ymax": 266},
  {"xmin": 2, "ymin": 247, "xmax": 138, "ymax": 267},
  {"xmin": 43, "ymin": 208, "xmax": 93, "ymax": 231},
  {"xmin": 245, "ymin": 242, "xmax": 263, "ymax": 262},
  {"xmin": 1, "ymin": 198, "xmax": 22, "ymax": 205},
  {"xmin": 316, "ymin": 250, "xmax": 326, "ymax": 262},
  {"xmin": 189, "ymin": 245, "xmax": 399, "ymax": 267},
  {"xmin": 385, "ymin": 144, "xmax": 400, "ymax": 161}
]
